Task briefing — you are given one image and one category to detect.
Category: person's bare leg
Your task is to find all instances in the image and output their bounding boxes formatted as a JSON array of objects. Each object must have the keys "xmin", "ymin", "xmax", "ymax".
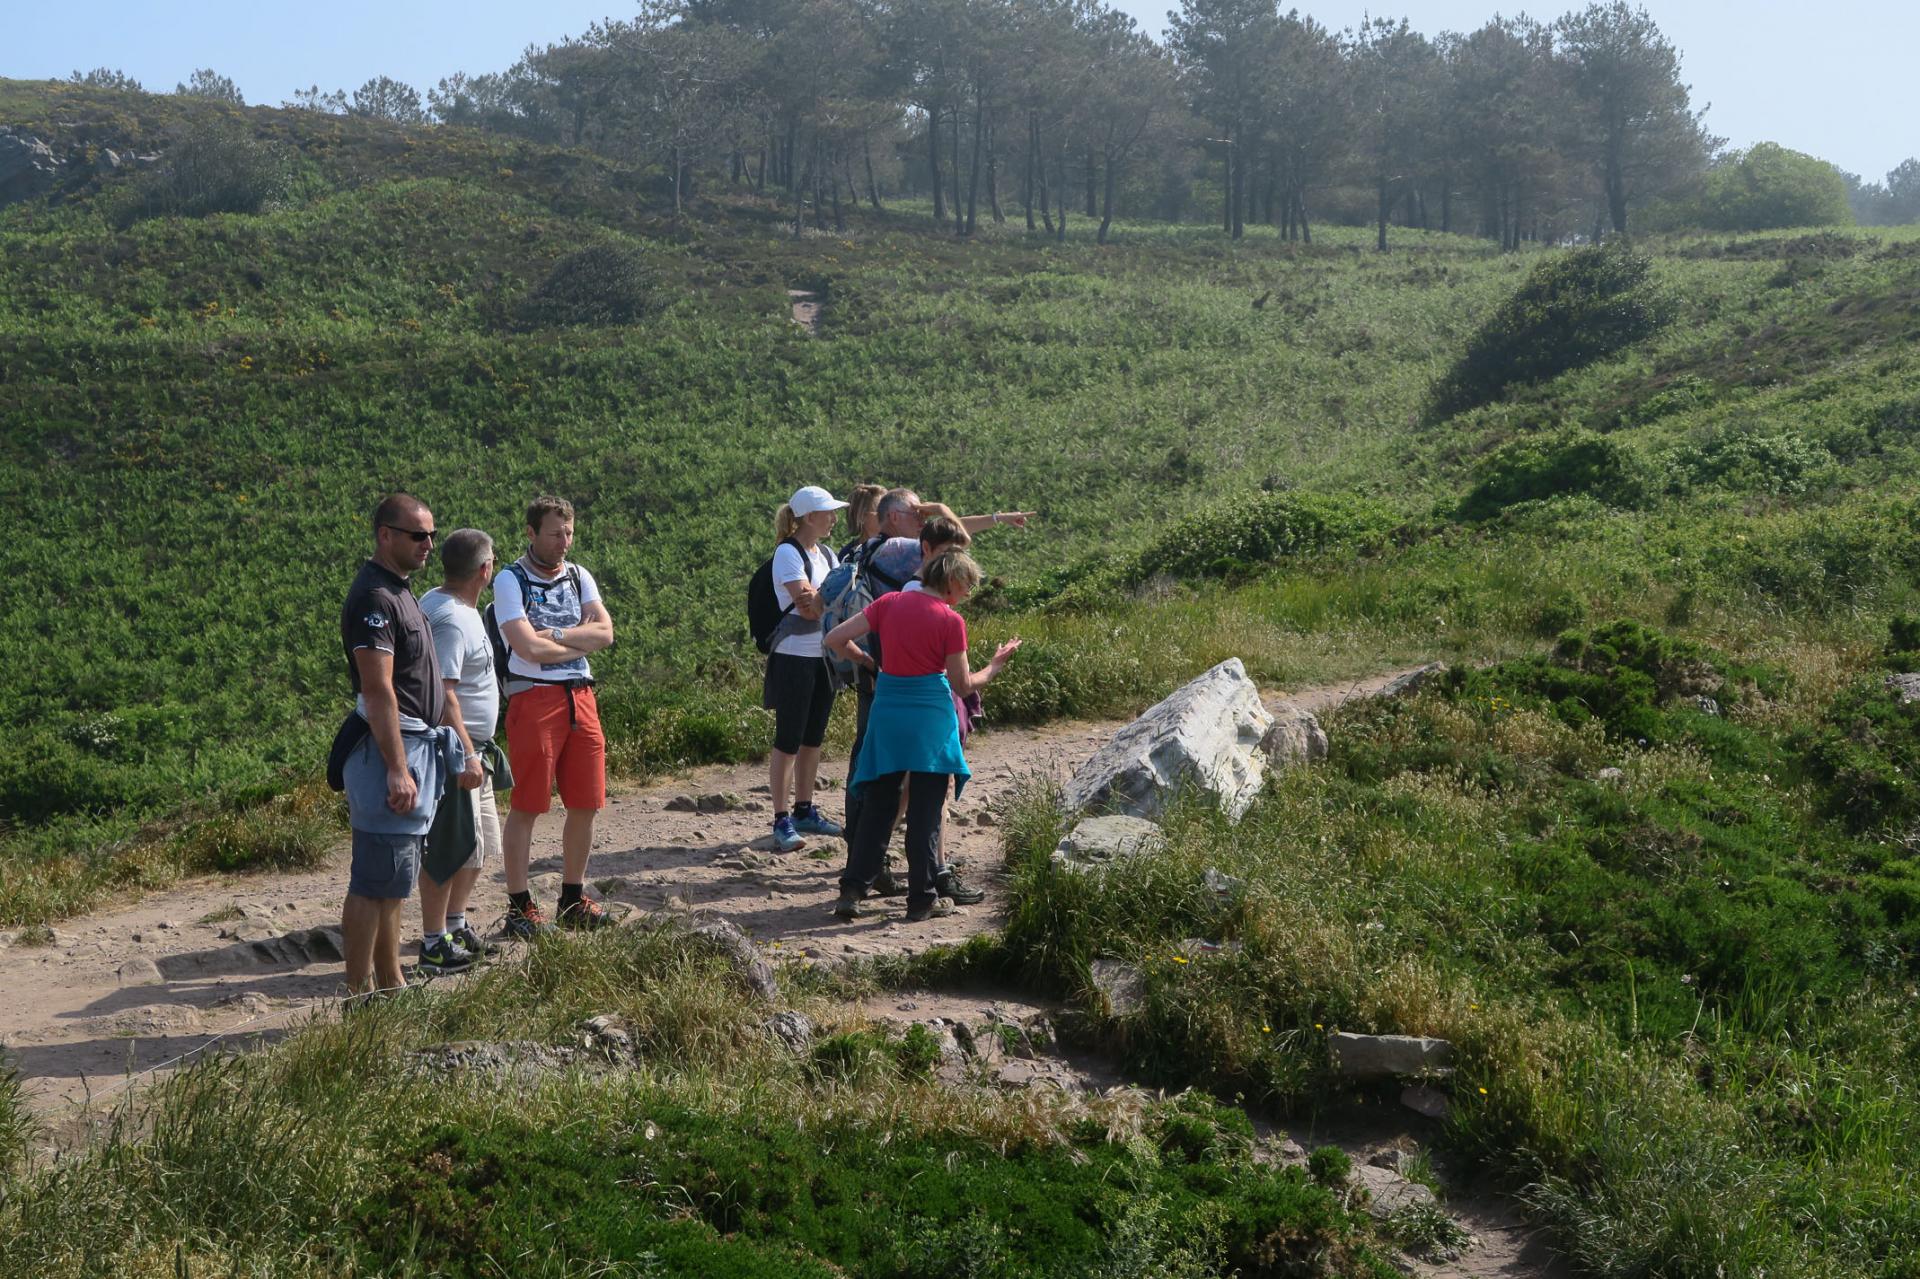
[
  {"xmin": 373, "ymin": 899, "xmax": 406, "ymax": 991},
  {"xmin": 562, "ymin": 808, "xmax": 597, "ymax": 884},
  {"xmin": 770, "ymin": 748, "xmax": 796, "ymax": 813},
  {"xmin": 794, "ymin": 744, "xmax": 822, "ymax": 808},
  {"xmin": 342, "ymin": 893, "xmax": 382, "ymax": 993},
  {"xmin": 503, "ymin": 809, "xmax": 536, "ymax": 894},
  {"xmin": 419, "ymin": 872, "xmax": 452, "ymax": 939},
  {"xmin": 446, "ymin": 865, "xmax": 482, "ymax": 921}
]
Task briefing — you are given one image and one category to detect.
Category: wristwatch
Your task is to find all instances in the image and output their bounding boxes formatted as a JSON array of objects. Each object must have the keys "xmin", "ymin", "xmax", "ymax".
[{"xmin": 552, "ymin": 627, "xmax": 567, "ymax": 644}]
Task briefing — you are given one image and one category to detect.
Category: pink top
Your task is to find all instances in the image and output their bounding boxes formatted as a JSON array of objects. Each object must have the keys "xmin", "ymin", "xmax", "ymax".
[{"xmin": 864, "ymin": 590, "xmax": 968, "ymax": 677}]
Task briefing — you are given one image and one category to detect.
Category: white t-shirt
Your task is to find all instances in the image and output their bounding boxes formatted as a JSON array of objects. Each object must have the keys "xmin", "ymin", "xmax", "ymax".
[
  {"xmin": 492, "ymin": 559, "xmax": 603, "ymax": 682},
  {"xmin": 772, "ymin": 541, "xmax": 835, "ymax": 658},
  {"xmin": 420, "ymin": 587, "xmax": 499, "ymax": 744}
]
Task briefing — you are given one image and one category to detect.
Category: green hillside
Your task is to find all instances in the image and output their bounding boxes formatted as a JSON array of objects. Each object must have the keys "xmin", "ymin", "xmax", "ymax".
[
  {"xmin": 11, "ymin": 77, "xmax": 1920, "ymax": 1275},
  {"xmin": 5, "ymin": 79, "xmax": 1920, "ymax": 913}
]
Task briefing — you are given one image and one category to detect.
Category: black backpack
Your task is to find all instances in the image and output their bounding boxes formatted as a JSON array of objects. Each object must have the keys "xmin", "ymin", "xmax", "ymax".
[
  {"xmin": 748, "ymin": 537, "xmax": 826, "ymax": 655},
  {"xmin": 484, "ymin": 561, "xmax": 583, "ymax": 696}
]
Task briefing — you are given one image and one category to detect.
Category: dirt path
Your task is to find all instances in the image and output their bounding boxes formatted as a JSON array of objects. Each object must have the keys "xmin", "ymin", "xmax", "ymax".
[
  {"xmin": 0, "ymin": 671, "xmax": 1441, "ymax": 1114},
  {"xmin": 0, "ymin": 665, "xmax": 1564, "ymax": 1275}
]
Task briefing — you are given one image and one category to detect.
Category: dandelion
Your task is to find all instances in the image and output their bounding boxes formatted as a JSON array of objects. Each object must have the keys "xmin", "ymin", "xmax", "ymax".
[
  {"xmin": 1469, "ymin": 1003, "xmax": 1479, "ymax": 1011},
  {"xmin": 1260, "ymin": 1024, "xmax": 1271, "ymax": 1033},
  {"xmin": 1477, "ymin": 1087, "xmax": 1488, "ymax": 1095},
  {"xmin": 1314, "ymin": 1023, "xmax": 1323, "ymax": 1030},
  {"xmin": 1173, "ymin": 956, "xmax": 1189, "ymax": 964}
]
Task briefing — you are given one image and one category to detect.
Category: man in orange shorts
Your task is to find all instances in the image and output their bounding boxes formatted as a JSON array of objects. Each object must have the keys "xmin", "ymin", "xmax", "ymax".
[{"xmin": 494, "ymin": 495, "xmax": 617, "ymax": 935}]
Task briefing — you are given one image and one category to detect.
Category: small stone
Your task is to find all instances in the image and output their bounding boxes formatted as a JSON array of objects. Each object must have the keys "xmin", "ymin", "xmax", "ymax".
[
  {"xmin": 1090, "ymin": 958, "xmax": 1148, "ymax": 1016},
  {"xmin": 662, "ymin": 895, "xmax": 691, "ymax": 912},
  {"xmin": 118, "ymin": 956, "xmax": 164, "ymax": 986},
  {"xmin": 974, "ymin": 811, "xmax": 996, "ymax": 827},
  {"xmin": 950, "ymin": 812, "xmax": 973, "ymax": 827},
  {"xmin": 1353, "ymin": 1164, "xmax": 1438, "ymax": 1219},
  {"xmin": 1330, "ymin": 1032, "xmax": 1455, "ymax": 1078},
  {"xmin": 664, "ymin": 794, "xmax": 698, "ymax": 812},
  {"xmin": 1401, "ymin": 1083, "xmax": 1451, "ymax": 1119},
  {"xmin": 595, "ymin": 876, "xmax": 629, "ymax": 893}
]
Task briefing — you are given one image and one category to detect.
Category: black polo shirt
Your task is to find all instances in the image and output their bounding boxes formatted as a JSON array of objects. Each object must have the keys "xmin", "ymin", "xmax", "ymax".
[{"xmin": 340, "ymin": 559, "xmax": 446, "ymax": 726}]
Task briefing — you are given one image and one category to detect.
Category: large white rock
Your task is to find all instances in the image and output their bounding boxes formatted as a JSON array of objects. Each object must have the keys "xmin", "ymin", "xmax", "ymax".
[{"xmin": 1063, "ymin": 659, "xmax": 1274, "ymax": 822}]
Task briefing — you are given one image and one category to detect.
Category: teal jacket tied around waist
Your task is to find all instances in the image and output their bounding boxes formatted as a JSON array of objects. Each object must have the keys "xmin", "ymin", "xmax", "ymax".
[{"xmin": 849, "ymin": 672, "xmax": 971, "ymax": 797}]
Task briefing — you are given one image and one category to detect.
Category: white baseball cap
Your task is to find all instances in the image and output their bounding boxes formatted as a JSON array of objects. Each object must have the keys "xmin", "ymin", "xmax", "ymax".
[{"xmin": 789, "ymin": 485, "xmax": 849, "ymax": 516}]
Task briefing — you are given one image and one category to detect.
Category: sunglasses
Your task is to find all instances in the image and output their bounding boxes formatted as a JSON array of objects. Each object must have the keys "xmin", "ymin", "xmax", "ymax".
[{"xmin": 383, "ymin": 524, "xmax": 436, "ymax": 543}]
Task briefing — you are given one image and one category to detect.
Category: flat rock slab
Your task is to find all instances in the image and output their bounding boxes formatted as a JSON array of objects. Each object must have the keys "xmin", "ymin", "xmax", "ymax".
[
  {"xmin": 1353, "ymin": 1163, "xmax": 1439, "ymax": 1219},
  {"xmin": 1331, "ymin": 1032, "xmax": 1455, "ymax": 1078},
  {"xmin": 1090, "ymin": 958, "xmax": 1148, "ymax": 1016},
  {"xmin": 1052, "ymin": 815, "xmax": 1167, "ymax": 871},
  {"xmin": 1063, "ymin": 658, "xmax": 1273, "ymax": 822}
]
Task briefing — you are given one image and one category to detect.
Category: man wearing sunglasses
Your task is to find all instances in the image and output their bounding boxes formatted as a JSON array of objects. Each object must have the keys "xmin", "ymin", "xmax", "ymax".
[{"xmin": 337, "ymin": 493, "xmax": 480, "ymax": 994}]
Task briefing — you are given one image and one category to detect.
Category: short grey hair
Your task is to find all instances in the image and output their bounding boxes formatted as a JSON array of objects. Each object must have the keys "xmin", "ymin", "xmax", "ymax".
[
  {"xmin": 440, "ymin": 528, "xmax": 495, "ymax": 583},
  {"xmin": 876, "ymin": 487, "xmax": 918, "ymax": 526}
]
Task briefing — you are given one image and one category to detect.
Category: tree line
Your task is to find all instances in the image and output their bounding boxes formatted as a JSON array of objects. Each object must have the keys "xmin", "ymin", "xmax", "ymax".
[{"xmin": 67, "ymin": 0, "xmax": 1920, "ymax": 243}]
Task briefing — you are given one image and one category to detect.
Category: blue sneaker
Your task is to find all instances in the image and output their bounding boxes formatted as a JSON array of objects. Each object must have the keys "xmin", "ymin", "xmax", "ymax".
[
  {"xmin": 793, "ymin": 807, "xmax": 844, "ymax": 837},
  {"xmin": 772, "ymin": 815, "xmax": 805, "ymax": 852}
]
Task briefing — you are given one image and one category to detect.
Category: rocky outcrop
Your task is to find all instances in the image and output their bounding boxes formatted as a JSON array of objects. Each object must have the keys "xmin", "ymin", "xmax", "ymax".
[
  {"xmin": 1063, "ymin": 658, "xmax": 1274, "ymax": 822},
  {"xmin": 0, "ymin": 130, "xmax": 64, "ymax": 206}
]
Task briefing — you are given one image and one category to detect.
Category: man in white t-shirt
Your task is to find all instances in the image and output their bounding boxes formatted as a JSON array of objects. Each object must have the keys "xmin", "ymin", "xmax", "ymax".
[
  {"xmin": 492, "ymin": 496, "xmax": 617, "ymax": 936},
  {"xmin": 419, "ymin": 528, "xmax": 504, "ymax": 970}
]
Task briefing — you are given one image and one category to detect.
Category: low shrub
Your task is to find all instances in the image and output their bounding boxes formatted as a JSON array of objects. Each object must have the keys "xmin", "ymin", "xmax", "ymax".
[
  {"xmin": 1047, "ymin": 491, "xmax": 1394, "ymax": 610},
  {"xmin": 1803, "ymin": 618, "xmax": 1920, "ymax": 834},
  {"xmin": 1458, "ymin": 432, "xmax": 1649, "ymax": 521},
  {"xmin": 1430, "ymin": 241, "xmax": 1676, "ymax": 417},
  {"xmin": 1660, "ymin": 429, "xmax": 1836, "ymax": 496},
  {"xmin": 515, "ymin": 243, "xmax": 655, "ymax": 328},
  {"xmin": 114, "ymin": 118, "xmax": 293, "ymax": 225}
]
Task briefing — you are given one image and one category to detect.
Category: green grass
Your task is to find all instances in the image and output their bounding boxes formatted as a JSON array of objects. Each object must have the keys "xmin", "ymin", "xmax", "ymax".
[
  {"xmin": 993, "ymin": 619, "xmax": 1920, "ymax": 1276},
  {"xmin": 0, "ymin": 927, "xmax": 1388, "ymax": 1278}
]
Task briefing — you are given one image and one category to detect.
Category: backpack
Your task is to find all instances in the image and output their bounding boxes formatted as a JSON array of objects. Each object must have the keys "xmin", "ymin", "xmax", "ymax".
[
  {"xmin": 748, "ymin": 538, "xmax": 830, "ymax": 655},
  {"xmin": 483, "ymin": 561, "xmax": 583, "ymax": 697},
  {"xmin": 819, "ymin": 537, "xmax": 907, "ymax": 689}
]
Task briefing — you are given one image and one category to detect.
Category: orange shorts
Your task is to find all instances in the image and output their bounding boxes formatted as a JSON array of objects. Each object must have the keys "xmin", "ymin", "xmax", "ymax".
[{"xmin": 505, "ymin": 684, "xmax": 606, "ymax": 815}]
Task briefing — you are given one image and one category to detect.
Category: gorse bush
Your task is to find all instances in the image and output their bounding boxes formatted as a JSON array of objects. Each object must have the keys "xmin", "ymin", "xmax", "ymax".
[
  {"xmin": 1458, "ymin": 432, "xmax": 1647, "ymax": 520},
  {"xmin": 515, "ymin": 243, "xmax": 656, "ymax": 328},
  {"xmin": 1045, "ymin": 491, "xmax": 1395, "ymax": 610},
  {"xmin": 114, "ymin": 118, "xmax": 292, "ymax": 225},
  {"xmin": 1430, "ymin": 241, "xmax": 1675, "ymax": 417}
]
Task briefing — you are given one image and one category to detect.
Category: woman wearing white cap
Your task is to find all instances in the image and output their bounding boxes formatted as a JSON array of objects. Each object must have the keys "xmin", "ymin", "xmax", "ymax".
[{"xmin": 764, "ymin": 485, "xmax": 849, "ymax": 852}]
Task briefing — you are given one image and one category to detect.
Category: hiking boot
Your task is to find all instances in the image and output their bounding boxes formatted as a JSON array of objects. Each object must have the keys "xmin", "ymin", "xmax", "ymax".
[
  {"xmin": 904, "ymin": 896, "xmax": 956, "ymax": 924},
  {"xmin": 450, "ymin": 921, "xmax": 497, "ymax": 958},
  {"xmin": 504, "ymin": 899, "xmax": 557, "ymax": 941},
  {"xmin": 418, "ymin": 931, "xmax": 476, "ymax": 974},
  {"xmin": 869, "ymin": 864, "xmax": 907, "ymax": 897},
  {"xmin": 793, "ymin": 807, "xmax": 844, "ymax": 838},
  {"xmin": 933, "ymin": 870, "xmax": 986, "ymax": 905},
  {"xmin": 557, "ymin": 895, "xmax": 614, "ymax": 931},
  {"xmin": 772, "ymin": 815, "xmax": 805, "ymax": 853},
  {"xmin": 831, "ymin": 892, "xmax": 863, "ymax": 921}
]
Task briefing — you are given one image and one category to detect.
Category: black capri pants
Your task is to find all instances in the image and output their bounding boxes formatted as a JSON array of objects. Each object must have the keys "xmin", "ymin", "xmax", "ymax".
[{"xmin": 763, "ymin": 651, "xmax": 835, "ymax": 753}]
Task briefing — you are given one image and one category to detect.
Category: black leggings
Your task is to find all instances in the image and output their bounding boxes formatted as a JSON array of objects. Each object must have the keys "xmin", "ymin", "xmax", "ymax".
[
  {"xmin": 763, "ymin": 652, "xmax": 835, "ymax": 753},
  {"xmin": 840, "ymin": 771, "xmax": 950, "ymax": 908}
]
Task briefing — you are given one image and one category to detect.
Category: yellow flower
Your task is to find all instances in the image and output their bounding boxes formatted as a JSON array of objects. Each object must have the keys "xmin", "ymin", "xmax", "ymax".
[
  {"xmin": 1314, "ymin": 1023, "xmax": 1323, "ymax": 1030},
  {"xmin": 1477, "ymin": 1087, "xmax": 1488, "ymax": 1095},
  {"xmin": 1260, "ymin": 1025, "xmax": 1271, "ymax": 1033},
  {"xmin": 1173, "ymin": 956, "xmax": 1189, "ymax": 965}
]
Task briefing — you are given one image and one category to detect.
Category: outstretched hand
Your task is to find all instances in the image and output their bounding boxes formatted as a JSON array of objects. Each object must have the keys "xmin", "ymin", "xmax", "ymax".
[
  {"xmin": 997, "ymin": 511, "xmax": 1038, "ymax": 528},
  {"xmin": 991, "ymin": 637, "xmax": 1023, "ymax": 667}
]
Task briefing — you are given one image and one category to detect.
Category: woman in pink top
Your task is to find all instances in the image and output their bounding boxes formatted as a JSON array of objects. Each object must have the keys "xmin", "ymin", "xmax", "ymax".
[{"xmin": 825, "ymin": 552, "xmax": 1020, "ymax": 922}]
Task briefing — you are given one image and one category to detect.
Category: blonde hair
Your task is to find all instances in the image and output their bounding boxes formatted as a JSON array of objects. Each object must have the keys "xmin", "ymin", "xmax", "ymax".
[
  {"xmin": 920, "ymin": 550, "xmax": 982, "ymax": 597},
  {"xmin": 846, "ymin": 483, "xmax": 887, "ymax": 536},
  {"xmin": 774, "ymin": 503, "xmax": 799, "ymax": 541}
]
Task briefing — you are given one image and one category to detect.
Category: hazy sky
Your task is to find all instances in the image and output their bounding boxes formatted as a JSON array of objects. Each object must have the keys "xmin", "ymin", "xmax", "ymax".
[{"xmin": 8, "ymin": 0, "xmax": 1916, "ymax": 182}]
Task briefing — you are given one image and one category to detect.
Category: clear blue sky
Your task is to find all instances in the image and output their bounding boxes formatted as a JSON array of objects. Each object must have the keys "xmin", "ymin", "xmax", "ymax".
[{"xmin": 7, "ymin": 0, "xmax": 1915, "ymax": 182}]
